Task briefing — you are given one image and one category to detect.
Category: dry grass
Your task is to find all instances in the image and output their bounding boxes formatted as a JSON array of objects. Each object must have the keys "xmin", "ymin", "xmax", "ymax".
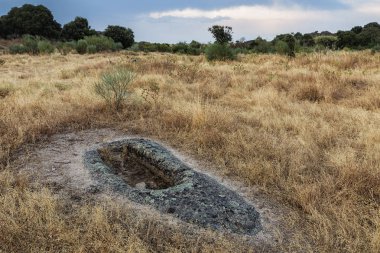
[{"xmin": 0, "ymin": 51, "xmax": 379, "ymax": 252}]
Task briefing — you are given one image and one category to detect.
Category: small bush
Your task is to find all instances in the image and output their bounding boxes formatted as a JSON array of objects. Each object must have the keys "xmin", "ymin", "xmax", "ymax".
[
  {"xmin": 87, "ymin": 45, "xmax": 97, "ymax": 54},
  {"xmin": 57, "ymin": 42, "xmax": 74, "ymax": 55},
  {"xmin": 22, "ymin": 35, "xmax": 39, "ymax": 55},
  {"xmin": 9, "ymin": 44, "xmax": 28, "ymax": 54},
  {"xmin": 76, "ymin": 40, "xmax": 88, "ymax": 54},
  {"xmin": 38, "ymin": 40, "xmax": 55, "ymax": 54},
  {"xmin": 94, "ymin": 68, "xmax": 136, "ymax": 111},
  {"xmin": 115, "ymin": 42, "xmax": 124, "ymax": 51},
  {"xmin": 172, "ymin": 42, "xmax": 189, "ymax": 54},
  {"xmin": 275, "ymin": 41, "xmax": 290, "ymax": 55},
  {"xmin": 84, "ymin": 35, "xmax": 119, "ymax": 52},
  {"xmin": 371, "ymin": 44, "xmax": 380, "ymax": 54},
  {"xmin": 205, "ymin": 43, "xmax": 236, "ymax": 61}
]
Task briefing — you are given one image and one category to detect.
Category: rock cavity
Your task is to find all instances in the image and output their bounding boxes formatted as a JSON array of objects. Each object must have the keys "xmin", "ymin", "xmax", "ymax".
[{"xmin": 84, "ymin": 138, "xmax": 261, "ymax": 235}]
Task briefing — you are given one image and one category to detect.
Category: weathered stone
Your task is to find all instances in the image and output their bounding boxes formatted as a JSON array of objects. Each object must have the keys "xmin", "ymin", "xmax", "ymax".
[{"xmin": 84, "ymin": 138, "xmax": 261, "ymax": 235}]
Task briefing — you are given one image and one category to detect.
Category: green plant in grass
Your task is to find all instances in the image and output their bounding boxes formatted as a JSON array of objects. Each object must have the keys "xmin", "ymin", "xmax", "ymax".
[
  {"xmin": 76, "ymin": 39, "xmax": 87, "ymax": 54},
  {"xmin": 94, "ymin": 68, "xmax": 136, "ymax": 111},
  {"xmin": 205, "ymin": 43, "xmax": 236, "ymax": 61},
  {"xmin": 37, "ymin": 40, "xmax": 55, "ymax": 54}
]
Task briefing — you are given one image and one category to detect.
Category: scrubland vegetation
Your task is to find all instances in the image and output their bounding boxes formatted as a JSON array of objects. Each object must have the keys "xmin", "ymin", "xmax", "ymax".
[{"xmin": 0, "ymin": 50, "xmax": 379, "ymax": 252}]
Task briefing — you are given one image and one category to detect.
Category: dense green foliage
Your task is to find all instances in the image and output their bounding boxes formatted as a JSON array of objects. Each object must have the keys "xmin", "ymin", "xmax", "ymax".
[
  {"xmin": 61, "ymin": 17, "xmax": 96, "ymax": 41},
  {"xmin": 104, "ymin": 25, "xmax": 134, "ymax": 48},
  {"xmin": 85, "ymin": 35, "xmax": 122, "ymax": 52},
  {"xmin": 205, "ymin": 43, "xmax": 236, "ymax": 61},
  {"xmin": 74, "ymin": 36, "xmax": 122, "ymax": 54},
  {"xmin": 7, "ymin": 34, "xmax": 122, "ymax": 55},
  {"xmin": 208, "ymin": 25, "xmax": 233, "ymax": 44},
  {"xmin": 9, "ymin": 35, "xmax": 53, "ymax": 54},
  {"xmin": 134, "ymin": 41, "xmax": 203, "ymax": 55},
  {"xmin": 315, "ymin": 36, "xmax": 338, "ymax": 49},
  {"xmin": 1, "ymin": 3, "xmax": 380, "ymax": 57},
  {"xmin": 0, "ymin": 16, "xmax": 7, "ymax": 38},
  {"xmin": 76, "ymin": 40, "xmax": 88, "ymax": 54},
  {"xmin": 37, "ymin": 40, "xmax": 55, "ymax": 54},
  {"xmin": 0, "ymin": 4, "xmax": 61, "ymax": 39}
]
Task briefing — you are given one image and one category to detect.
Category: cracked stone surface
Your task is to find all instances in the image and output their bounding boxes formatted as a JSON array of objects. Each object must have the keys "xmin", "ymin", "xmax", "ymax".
[{"xmin": 84, "ymin": 138, "xmax": 262, "ymax": 235}]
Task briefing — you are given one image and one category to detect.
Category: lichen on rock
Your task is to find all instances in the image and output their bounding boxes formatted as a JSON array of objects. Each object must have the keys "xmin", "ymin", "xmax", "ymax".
[{"xmin": 84, "ymin": 138, "xmax": 261, "ymax": 235}]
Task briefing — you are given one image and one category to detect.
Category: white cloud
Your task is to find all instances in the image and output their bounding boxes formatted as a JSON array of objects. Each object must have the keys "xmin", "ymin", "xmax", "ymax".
[
  {"xmin": 140, "ymin": 1, "xmax": 380, "ymax": 43},
  {"xmin": 149, "ymin": 5, "xmax": 330, "ymax": 21}
]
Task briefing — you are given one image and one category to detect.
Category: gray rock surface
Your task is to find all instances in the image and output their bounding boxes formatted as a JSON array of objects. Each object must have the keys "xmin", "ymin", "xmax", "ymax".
[{"xmin": 84, "ymin": 138, "xmax": 261, "ymax": 235}]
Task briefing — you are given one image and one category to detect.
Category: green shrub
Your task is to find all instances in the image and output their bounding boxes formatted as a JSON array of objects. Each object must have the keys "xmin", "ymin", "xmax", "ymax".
[
  {"xmin": 172, "ymin": 42, "xmax": 188, "ymax": 54},
  {"xmin": 87, "ymin": 45, "xmax": 97, "ymax": 54},
  {"xmin": 94, "ymin": 68, "xmax": 136, "ymax": 111},
  {"xmin": 104, "ymin": 25, "xmax": 134, "ymax": 48},
  {"xmin": 129, "ymin": 43, "xmax": 140, "ymax": 52},
  {"xmin": 115, "ymin": 42, "xmax": 124, "ymax": 51},
  {"xmin": 315, "ymin": 36, "xmax": 338, "ymax": 50},
  {"xmin": 371, "ymin": 44, "xmax": 380, "ymax": 54},
  {"xmin": 38, "ymin": 40, "xmax": 55, "ymax": 54},
  {"xmin": 57, "ymin": 42, "xmax": 74, "ymax": 55},
  {"xmin": 205, "ymin": 43, "xmax": 236, "ymax": 61},
  {"xmin": 84, "ymin": 35, "xmax": 118, "ymax": 52},
  {"xmin": 22, "ymin": 35, "xmax": 39, "ymax": 55},
  {"xmin": 76, "ymin": 40, "xmax": 88, "ymax": 54},
  {"xmin": 9, "ymin": 44, "xmax": 28, "ymax": 54},
  {"xmin": 275, "ymin": 40, "xmax": 290, "ymax": 55},
  {"xmin": 10, "ymin": 36, "xmax": 55, "ymax": 55},
  {"xmin": 66, "ymin": 41, "xmax": 77, "ymax": 50}
]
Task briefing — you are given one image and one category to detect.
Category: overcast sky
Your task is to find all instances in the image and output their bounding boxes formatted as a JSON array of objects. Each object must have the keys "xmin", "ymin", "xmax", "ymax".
[{"xmin": 1, "ymin": 0, "xmax": 379, "ymax": 43}]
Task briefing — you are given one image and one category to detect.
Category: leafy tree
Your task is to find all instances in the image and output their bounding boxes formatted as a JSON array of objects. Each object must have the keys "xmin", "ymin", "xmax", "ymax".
[
  {"xmin": 0, "ymin": 16, "xmax": 6, "ymax": 38},
  {"xmin": 249, "ymin": 37, "xmax": 272, "ymax": 53},
  {"xmin": 172, "ymin": 42, "xmax": 191, "ymax": 54},
  {"xmin": 208, "ymin": 25, "xmax": 233, "ymax": 44},
  {"xmin": 315, "ymin": 36, "xmax": 337, "ymax": 49},
  {"xmin": 357, "ymin": 23, "xmax": 380, "ymax": 48},
  {"xmin": 336, "ymin": 31, "xmax": 358, "ymax": 49},
  {"xmin": 300, "ymin": 34, "xmax": 315, "ymax": 47},
  {"xmin": 189, "ymin": 40, "xmax": 202, "ymax": 49},
  {"xmin": 351, "ymin": 26, "xmax": 363, "ymax": 34},
  {"xmin": 104, "ymin": 25, "xmax": 134, "ymax": 48},
  {"xmin": 364, "ymin": 22, "xmax": 380, "ymax": 29},
  {"xmin": 273, "ymin": 34, "xmax": 296, "ymax": 56},
  {"xmin": 294, "ymin": 32, "xmax": 303, "ymax": 41},
  {"xmin": 1, "ymin": 4, "xmax": 61, "ymax": 38},
  {"xmin": 283, "ymin": 34, "xmax": 296, "ymax": 57},
  {"xmin": 61, "ymin": 17, "xmax": 94, "ymax": 41}
]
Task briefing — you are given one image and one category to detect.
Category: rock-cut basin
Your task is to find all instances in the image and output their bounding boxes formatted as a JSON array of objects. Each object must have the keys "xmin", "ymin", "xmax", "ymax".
[{"xmin": 84, "ymin": 138, "xmax": 261, "ymax": 235}]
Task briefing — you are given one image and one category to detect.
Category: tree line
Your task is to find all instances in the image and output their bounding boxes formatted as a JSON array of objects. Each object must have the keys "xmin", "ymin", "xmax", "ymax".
[
  {"xmin": 0, "ymin": 4, "xmax": 134, "ymax": 48},
  {"xmin": 0, "ymin": 4, "xmax": 379, "ymax": 57},
  {"xmin": 245, "ymin": 22, "xmax": 380, "ymax": 55}
]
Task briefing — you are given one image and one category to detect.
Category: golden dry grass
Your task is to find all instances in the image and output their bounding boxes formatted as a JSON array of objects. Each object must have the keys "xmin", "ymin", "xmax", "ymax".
[{"xmin": 0, "ymin": 51, "xmax": 379, "ymax": 252}]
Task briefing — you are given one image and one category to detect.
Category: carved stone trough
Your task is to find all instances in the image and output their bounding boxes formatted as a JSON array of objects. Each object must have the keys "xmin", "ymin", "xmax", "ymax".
[{"xmin": 84, "ymin": 138, "xmax": 261, "ymax": 235}]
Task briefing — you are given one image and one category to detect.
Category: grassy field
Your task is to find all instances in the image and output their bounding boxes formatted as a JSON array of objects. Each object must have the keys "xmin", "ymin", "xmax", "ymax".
[{"xmin": 0, "ymin": 51, "xmax": 379, "ymax": 252}]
